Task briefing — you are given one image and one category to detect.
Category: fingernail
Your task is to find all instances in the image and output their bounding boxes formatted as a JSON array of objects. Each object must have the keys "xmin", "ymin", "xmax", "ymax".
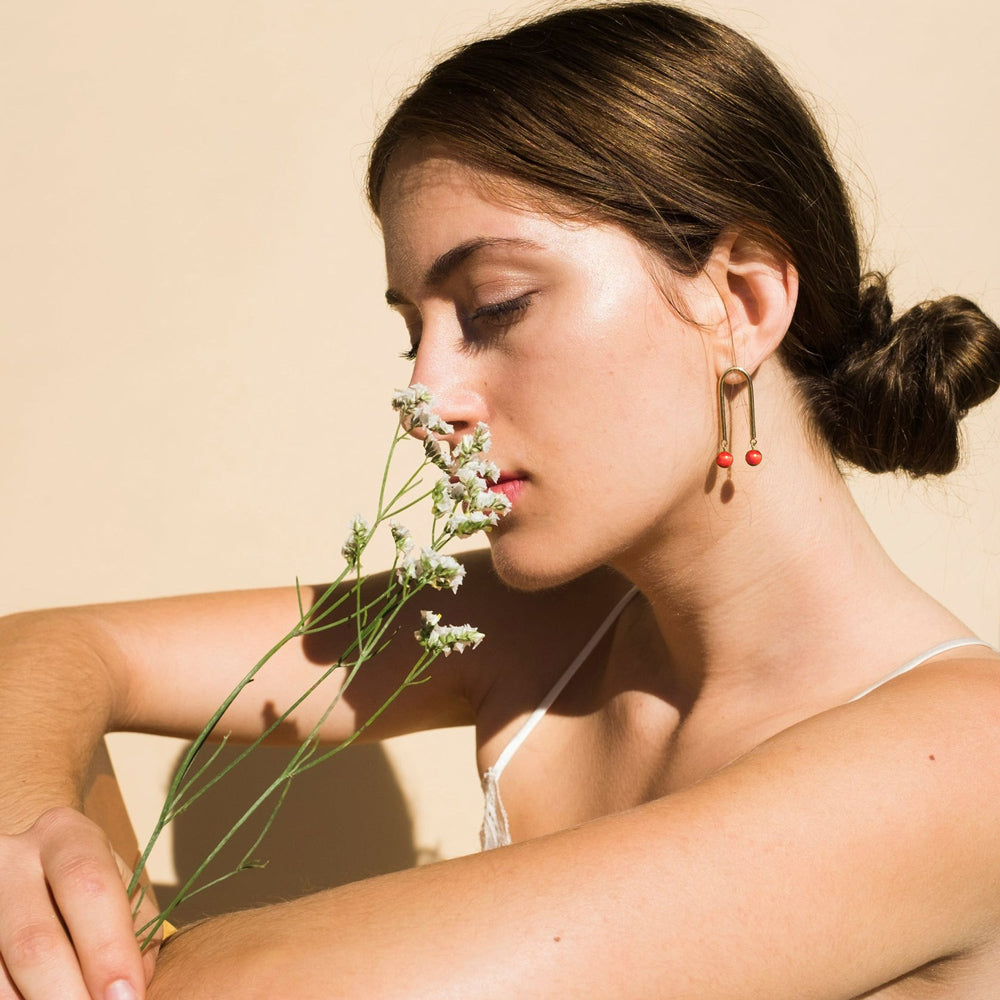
[{"xmin": 106, "ymin": 979, "xmax": 138, "ymax": 1000}]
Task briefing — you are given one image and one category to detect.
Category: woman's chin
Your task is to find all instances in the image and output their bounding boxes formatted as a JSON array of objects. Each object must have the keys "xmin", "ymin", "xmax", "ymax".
[{"xmin": 486, "ymin": 533, "xmax": 588, "ymax": 593}]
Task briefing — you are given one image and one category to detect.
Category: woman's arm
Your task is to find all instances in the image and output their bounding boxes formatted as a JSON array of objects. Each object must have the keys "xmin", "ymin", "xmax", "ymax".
[
  {"xmin": 4, "ymin": 551, "xmax": 624, "ymax": 749},
  {"xmin": 0, "ymin": 554, "xmax": 627, "ymax": 1000},
  {"xmin": 0, "ymin": 574, "xmax": 456, "ymax": 1000},
  {"xmin": 147, "ymin": 656, "xmax": 1000, "ymax": 1000},
  {"xmin": 0, "ymin": 611, "xmax": 156, "ymax": 1000}
]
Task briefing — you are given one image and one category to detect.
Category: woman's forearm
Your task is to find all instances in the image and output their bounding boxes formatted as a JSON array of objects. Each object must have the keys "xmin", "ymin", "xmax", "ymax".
[
  {"xmin": 0, "ymin": 611, "xmax": 158, "ymax": 1000},
  {"xmin": 145, "ymin": 666, "xmax": 1000, "ymax": 1000},
  {"xmin": 0, "ymin": 609, "xmax": 123, "ymax": 833}
]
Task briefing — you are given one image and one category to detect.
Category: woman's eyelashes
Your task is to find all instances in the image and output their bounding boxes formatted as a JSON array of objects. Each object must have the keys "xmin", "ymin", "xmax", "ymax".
[
  {"xmin": 398, "ymin": 293, "xmax": 534, "ymax": 362},
  {"xmin": 459, "ymin": 293, "xmax": 533, "ymax": 350},
  {"xmin": 399, "ymin": 320, "xmax": 421, "ymax": 360},
  {"xmin": 467, "ymin": 293, "xmax": 532, "ymax": 326}
]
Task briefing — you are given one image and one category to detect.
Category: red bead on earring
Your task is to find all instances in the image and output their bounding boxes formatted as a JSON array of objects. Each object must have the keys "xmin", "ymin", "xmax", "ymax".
[
  {"xmin": 745, "ymin": 449, "xmax": 762, "ymax": 466},
  {"xmin": 716, "ymin": 451, "xmax": 734, "ymax": 468}
]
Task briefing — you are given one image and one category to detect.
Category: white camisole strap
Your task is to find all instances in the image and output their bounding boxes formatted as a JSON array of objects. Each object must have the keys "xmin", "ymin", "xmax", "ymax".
[
  {"xmin": 847, "ymin": 637, "xmax": 993, "ymax": 702},
  {"xmin": 480, "ymin": 586, "xmax": 639, "ymax": 850}
]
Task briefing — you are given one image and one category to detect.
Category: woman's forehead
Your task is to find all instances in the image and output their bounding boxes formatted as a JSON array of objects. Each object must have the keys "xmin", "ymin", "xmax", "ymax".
[
  {"xmin": 378, "ymin": 142, "xmax": 594, "ymax": 230},
  {"xmin": 381, "ymin": 155, "xmax": 571, "ymax": 270}
]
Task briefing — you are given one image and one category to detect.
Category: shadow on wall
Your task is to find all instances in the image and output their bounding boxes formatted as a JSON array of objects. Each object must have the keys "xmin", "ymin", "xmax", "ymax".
[{"xmin": 153, "ymin": 740, "xmax": 417, "ymax": 923}]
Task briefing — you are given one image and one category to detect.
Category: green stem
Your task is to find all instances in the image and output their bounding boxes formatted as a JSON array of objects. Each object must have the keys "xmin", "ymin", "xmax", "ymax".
[
  {"xmin": 126, "ymin": 622, "xmax": 307, "ymax": 898},
  {"xmin": 130, "ymin": 414, "xmax": 492, "ymax": 945}
]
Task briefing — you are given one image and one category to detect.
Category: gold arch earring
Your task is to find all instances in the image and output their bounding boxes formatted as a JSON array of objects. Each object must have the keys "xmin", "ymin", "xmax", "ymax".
[{"xmin": 715, "ymin": 366, "xmax": 762, "ymax": 468}]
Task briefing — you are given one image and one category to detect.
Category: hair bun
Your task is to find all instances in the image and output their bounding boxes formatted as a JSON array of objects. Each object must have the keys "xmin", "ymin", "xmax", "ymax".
[{"xmin": 830, "ymin": 272, "xmax": 1000, "ymax": 476}]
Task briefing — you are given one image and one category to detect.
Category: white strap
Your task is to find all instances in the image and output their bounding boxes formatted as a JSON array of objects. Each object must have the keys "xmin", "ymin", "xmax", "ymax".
[
  {"xmin": 480, "ymin": 767, "xmax": 511, "ymax": 851},
  {"xmin": 490, "ymin": 587, "xmax": 639, "ymax": 781},
  {"xmin": 480, "ymin": 586, "xmax": 639, "ymax": 850},
  {"xmin": 848, "ymin": 637, "xmax": 992, "ymax": 702}
]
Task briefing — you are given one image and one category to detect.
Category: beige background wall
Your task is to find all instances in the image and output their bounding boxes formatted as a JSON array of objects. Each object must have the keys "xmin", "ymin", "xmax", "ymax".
[{"xmin": 2, "ymin": 1, "xmax": 998, "ymax": 915}]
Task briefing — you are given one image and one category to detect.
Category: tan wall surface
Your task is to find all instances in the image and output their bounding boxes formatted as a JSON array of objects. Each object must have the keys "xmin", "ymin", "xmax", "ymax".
[{"xmin": 2, "ymin": 1, "xmax": 997, "ymax": 915}]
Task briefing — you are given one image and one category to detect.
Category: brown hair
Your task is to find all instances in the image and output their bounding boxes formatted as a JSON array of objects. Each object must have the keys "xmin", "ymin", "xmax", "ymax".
[{"xmin": 367, "ymin": 2, "xmax": 1000, "ymax": 476}]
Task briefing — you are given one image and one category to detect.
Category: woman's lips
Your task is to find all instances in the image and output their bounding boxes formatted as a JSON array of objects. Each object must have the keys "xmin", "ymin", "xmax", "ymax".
[{"xmin": 488, "ymin": 474, "xmax": 526, "ymax": 506}]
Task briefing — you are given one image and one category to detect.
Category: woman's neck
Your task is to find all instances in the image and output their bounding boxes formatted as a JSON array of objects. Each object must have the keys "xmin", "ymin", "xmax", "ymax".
[{"xmin": 611, "ymin": 368, "xmax": 969, "ymax": 708}]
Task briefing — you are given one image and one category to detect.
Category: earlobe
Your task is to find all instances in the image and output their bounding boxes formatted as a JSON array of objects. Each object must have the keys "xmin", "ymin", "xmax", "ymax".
[{"xmin": 703, "ymin": 231, "xmax": 799, "ymax": 378}]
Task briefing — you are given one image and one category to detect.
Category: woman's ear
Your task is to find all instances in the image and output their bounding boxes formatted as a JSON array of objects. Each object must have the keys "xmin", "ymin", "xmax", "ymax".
[{"xmin": 699, "ymin": 229, "xmax": 799, "ymax": 379}]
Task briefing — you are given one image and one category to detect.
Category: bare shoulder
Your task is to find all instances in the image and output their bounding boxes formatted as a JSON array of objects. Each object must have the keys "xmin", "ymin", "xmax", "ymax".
[
  {"xmin": 677, "ymin": 651, "xmax": 1000, "ymax": 972},
  {"xmin": 799, "ymin": 650, "xmax": 1000, "ymax": 767},
  {"xmin": 730, "ymin": 651, "xmax": 1000, "ymax": 828}
]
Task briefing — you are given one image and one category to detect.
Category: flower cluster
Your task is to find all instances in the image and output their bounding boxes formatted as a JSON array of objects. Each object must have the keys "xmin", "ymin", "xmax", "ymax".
[
  {"xmin": 434, "ymin": 467, "xmax": 512, "ymax": 538},
  {"xmin": 340, "ymin": 514, "xmax": 370, "ymax": 564},
  {"xmin": 430, "ymin": 438, "xmax": 513, "ymax": 539},
  {"xmin": 389, "ymin": 520, "xmax": 413, "ymax": 555},
  {"xmin": 452, "ymin": 421, "xmax": 491, "ymax": 466},
  {"xmin": 392, "ymin": 385, "xmax": 454, "ymax": 437},
  {"xmin": 390, "ymin": 384, "xmax": 513, "ymax": 538},
  {"xmin": 396, "ymin": 548, "xmax": 467, "ymax": 592},
  {"xmin": 415, "ymin": 610, "xmax": 485, "ymax": 657}
]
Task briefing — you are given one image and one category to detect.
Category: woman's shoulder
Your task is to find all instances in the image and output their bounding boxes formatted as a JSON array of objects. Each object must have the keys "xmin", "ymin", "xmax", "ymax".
[
  {"xmin": 834, "ymin": 646, "xmax": 1000, "ymax": 734},
  {"xmin": 625, "ymin": 649, "xmax": 1000, "ymax": 991},
  {"xmin": 738, "ymin": 648, "xmax": 1000, "ymax": 797}
]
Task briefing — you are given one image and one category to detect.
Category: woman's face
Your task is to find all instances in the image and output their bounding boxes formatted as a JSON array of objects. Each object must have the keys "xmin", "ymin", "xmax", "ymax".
[{"xmin": 379, "ymin": 149, "xmax": 720, "ymax": 589}]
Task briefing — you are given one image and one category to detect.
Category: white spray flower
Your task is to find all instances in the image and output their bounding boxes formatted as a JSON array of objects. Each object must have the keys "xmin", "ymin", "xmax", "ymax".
[
  {"xmin": 451, "ymin": 422, "xmax": 491, "ymax": 468},
  {"xmin": 431, "ymin": 477, "xmax": 458, "ymax": 519},
  {"xmin": 390, "ymin": 385, "xmax": 434, "ymax": 416},
  {"xmin": 389, "ymin": 520, "xmax": 413, "ymax": 556},
  {"xmin": 451, "ymin": 466, "xmax": 506, "ymax": 517},
  {"xmin": 454, "ymin": 467, "xmax": 489, "ymax": 510},
  {"xmin": 423, "ymin": 435, "xmax": 453, "ymax": 472},
  {"xmin": 391, "ymin": 385, "xmax": 454, "ymax": 436},
  {"xmin": 455, "ymin": 466, "xmax": 482, "ymax": 491},
  {"xmin": 472, "ymin": 490, "xmax": 512, "ymax": 516},
  {"xmin": 340, "ymin": 514, "xmax": 371, "ymax": 565},
  {"xmin": 407, "ymin": 405, "xmax": 451, "ymax": 434},
  {"xmin": 396, "ymin": 548, "xmax": 467, "ymax": 593},
  {"xmin": 396, "ymin": 557, "xmax": 418, "ymax": 587},
  {"xmin": 440, "ymin": 445, "xmax": 510, "ymax": 531},
  {"xmin": 460, "ymin": 458, "xmax": 500, "ymax": 482},
  {"xmin": 415, "ymin": 611, "xmax": 485, "ymax": 657},
  {"xmin": 446, "ymin": 509, "xmax": 498, "ymax": 538},
  {"xmin": 425, "ymin": 413, "xmax": 455, "ymax": 436},
  {"xmin": 421, "ymin": 550, "xmax": 466, "ymax": 592}
]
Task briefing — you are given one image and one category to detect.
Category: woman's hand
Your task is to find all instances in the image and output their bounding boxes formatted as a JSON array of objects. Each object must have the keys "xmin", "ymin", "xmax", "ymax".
[{"xmin": 0, "ymin": 807, "xmax": 157, "ymax": 1000}]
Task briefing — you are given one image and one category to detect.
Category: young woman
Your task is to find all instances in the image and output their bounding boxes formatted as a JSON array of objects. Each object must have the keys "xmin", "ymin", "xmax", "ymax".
[{"xmin": 2, "ymin": 3, "xmax": 1000, "ymax": 998}]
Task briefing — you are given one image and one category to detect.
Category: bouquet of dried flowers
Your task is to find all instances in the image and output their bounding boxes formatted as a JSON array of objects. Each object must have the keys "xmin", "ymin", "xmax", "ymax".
[{"xmin": 127, "ymin": 386, "xmax": 509, "ymax": 949}]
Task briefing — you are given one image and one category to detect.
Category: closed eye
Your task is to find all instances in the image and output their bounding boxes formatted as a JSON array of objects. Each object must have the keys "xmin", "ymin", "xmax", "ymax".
[
  {"xmin": 457, "ymin": 294, "xmax": 534, "ymax": 353},
  {"xmin": 397, "ymin": 293, "xmax": 534, "ymax": 362},
  {"xmin": 468, "ymin": 294, "xmax": 532, "ymax": 326}
]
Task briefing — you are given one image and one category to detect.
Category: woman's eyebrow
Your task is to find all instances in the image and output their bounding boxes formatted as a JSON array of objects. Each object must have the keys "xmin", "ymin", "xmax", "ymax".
[{"xmin": 385, "ymin": 236, "xmax": 543, "ymax": 306}]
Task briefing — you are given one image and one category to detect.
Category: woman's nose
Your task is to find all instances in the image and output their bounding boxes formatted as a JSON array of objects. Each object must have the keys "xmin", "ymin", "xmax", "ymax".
[
  {"xmin": 408, "ymin": 341, "xmax": 487, "ymax": 438},
  {"xmin": 405, "ymin": 380, "xmax": 485, "ymax": 443}
]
